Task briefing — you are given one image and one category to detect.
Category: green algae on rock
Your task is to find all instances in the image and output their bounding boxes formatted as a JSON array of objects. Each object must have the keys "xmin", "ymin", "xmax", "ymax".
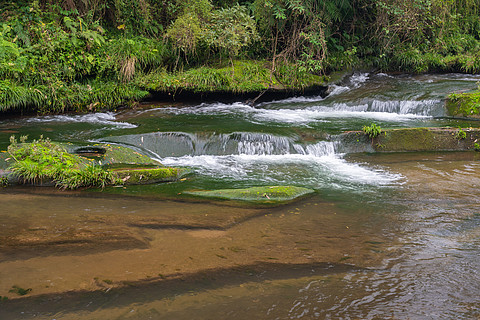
[
  {"xmin": 184, "ymin": 186, "xmax": 314, "ymax": 204},
  {"xmin": 84, "ymin": 145, "xmax": 162, "ymax": 167},
  {"xmin": 446, "ymin": 90, "xmax": 480, "ymax": 118},
  {"xmin": 341, "ymin": 127, "xmax": 480, "ymax": 153},
  {"xmin": 112, "ymin": 167, "xmax": 183, "ymax": 185},
  {"xmin": 4, "ymin": 138, "xmax": 182, "ymax": 189}
]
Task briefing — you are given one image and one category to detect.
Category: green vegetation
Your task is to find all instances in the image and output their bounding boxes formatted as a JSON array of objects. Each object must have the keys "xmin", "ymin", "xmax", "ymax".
[
  {"xmin": 1, "ymin": 0, "xmax": 480, "ymax": 113},
  {"xmin": 344, "ymin": 127, "xmax": 480, "ymax": 152},
  {"xmin": 184, "ymin": 186, "xmax": 314, "ymax": 204},
  {"xmin": 456, "ymin": 128, "xmax": 467, "ymax": 139},
  {"xmin": 0, "ymin": 176, "xmax": 8, "ymax": 186},
  {"xmin": 4, "ymin": 137, "xmax": 183, "ymax": 188},
  {"xmin": 9, "ymin": 285, "xmax": 32, "ymax": 296},
  {"xmin": 112, "ymin": 167, "xmax": 181, "ymax": 184},
  {"xmin": 6, "ymin": 136, "xmax": 118, "ymax": 189},
  {"xmin": 363, "ymin": 123, "xmax": 382, "ymax": 140},
  {"xmin": 447, "ymin": 89, "xmax": 480, "ymax": 117}
]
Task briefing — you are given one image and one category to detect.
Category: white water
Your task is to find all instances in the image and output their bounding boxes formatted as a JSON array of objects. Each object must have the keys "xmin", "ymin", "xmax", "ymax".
[{"xmin": 25, "ymin": 112, "xmax": 137, "ymax": 129}]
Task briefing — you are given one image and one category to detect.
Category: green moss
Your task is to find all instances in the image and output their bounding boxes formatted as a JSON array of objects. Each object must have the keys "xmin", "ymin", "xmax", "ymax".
[
  {"xmin": 5, "ymin": 138, "xmax": 183, "ymax": 188},
  {"xmin": 184, "ymin": 186, "xmax": 314, "ymax": 204},
  {"xmin": 98, "ymin": 145, "xmax": 161, "ymax": 167},
  {"xmin": 113, "ymin": 167, "xmax": 181, "ymax": 184},
  {"xmin": 371, "ymin": 128, "xmax": 480, "ymax": 152},
  {"xmin": 447, "ymin": 90, "xmax": 480, "ymax": 118}
]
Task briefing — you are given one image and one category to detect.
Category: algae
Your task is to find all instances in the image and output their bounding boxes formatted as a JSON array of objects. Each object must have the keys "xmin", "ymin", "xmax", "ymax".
[
  {"xmin": 112, "ymin": 167, "xmax": 181, "ymax": 185},
  {"xmin": 95, "ymin": 145, "xmax": 162, "ymax": 167},
  {"xmin": 341, "ymin": 127, "xmax": 480, "ymax": 153},
  {"xmin": 184, "ymin": 186, "xmax": 314, "ymax": 204},
  {"xmin": 446, "ymin": 90, "xmax": 480, "ymax": 118}
]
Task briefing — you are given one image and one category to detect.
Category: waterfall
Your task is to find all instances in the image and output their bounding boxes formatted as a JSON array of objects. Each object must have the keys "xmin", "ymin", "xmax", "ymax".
[{"xmin": 101, "ymin": 132, "xmax": 338, "ymax": 158}]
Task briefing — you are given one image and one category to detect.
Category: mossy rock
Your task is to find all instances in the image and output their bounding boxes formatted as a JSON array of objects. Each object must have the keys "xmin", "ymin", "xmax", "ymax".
[
  {"xmin": 184, "ymin": 186, "xmax": 314, "ymax": 204},
  {"xmin": 72, "ymin": 144, "xmax": 161, "ymax": 167},
  {"xmin": 112, "ymin": 167, "xmax": 184, "ymax": 185},
  {"xmin": 446, "ymin": 90, "xmax": 480, "ymax": 118},
  {"xmin": 341, "ymin": 127, "xmax": 480, "ymax": 153}
]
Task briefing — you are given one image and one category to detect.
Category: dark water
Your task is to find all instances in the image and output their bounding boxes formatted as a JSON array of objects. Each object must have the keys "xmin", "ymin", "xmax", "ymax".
[{"xmin": 0, "ymin": 73, "xmax": 479, "ymax": 319}]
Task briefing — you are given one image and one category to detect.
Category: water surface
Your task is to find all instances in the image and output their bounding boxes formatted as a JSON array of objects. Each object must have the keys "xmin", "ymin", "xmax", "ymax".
[{"xmin": 0, "ymin": 73, "xmax": 479, "ymax": 319}]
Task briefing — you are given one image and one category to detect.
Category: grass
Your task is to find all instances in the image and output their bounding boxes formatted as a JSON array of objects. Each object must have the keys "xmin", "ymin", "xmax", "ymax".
[
  {"xmin": 6, "ymin": 136, "xmax": 119, "ymax": 189},
  {"xmin": 136, "ymin": 60, "xmax": 326, "ymax": 94},
  {"xmin": 0, "ymin": 79, "xmax": 149, "ymax": 113}
]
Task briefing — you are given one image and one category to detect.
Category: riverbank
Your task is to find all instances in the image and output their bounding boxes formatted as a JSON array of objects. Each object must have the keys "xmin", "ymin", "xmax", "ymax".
[{"xmin": 2, "ymin": 1, "xmax": 480, "ymax": 115}]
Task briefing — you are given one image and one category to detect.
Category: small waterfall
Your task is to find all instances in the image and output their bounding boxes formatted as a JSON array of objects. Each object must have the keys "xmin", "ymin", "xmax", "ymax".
[
  {"xmin": 369, "ymin": 99, "xmax": 441, "ymax": 116},
  {"xmin": 304, "ymin": 141, "xmax": 337, "ymax": 157},
  {"xmin": 101, "ymin": 132, "xmax": 338, "ymax": 158},
  {"xmin": 234, "ymin": 133, "xmax": 291, "ymax": 155},
  {"xmin": 316, "ymin": 99, "xmax": 442, "ymax": 116}
]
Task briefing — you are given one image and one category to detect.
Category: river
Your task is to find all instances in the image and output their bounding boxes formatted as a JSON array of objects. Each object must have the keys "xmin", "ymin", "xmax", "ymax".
[{"xmin": 0, "ymin": 73, "xmax": 479, "ymax": 319}]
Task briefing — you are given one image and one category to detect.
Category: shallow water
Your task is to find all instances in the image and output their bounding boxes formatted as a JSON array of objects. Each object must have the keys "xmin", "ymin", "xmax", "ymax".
[{"xmin": 0, "ymin": 73, "xmax": 479, "ymax": 319}]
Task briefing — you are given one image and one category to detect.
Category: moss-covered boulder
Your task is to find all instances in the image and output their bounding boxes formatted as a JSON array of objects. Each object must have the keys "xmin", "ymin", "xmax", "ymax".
[
  {"xmin": 112, "ymin": 167, "xmax": 183, "ymax": 185},
  {"xmin": 184, "ymin": 186, "xmax": 314, "ymax": 204},
  {"xmin": 340, "ymin": 127, "xmax": 480, "ymax": 153},
  {"xmin": 446, "ymin": 90, "xmax": 480, "ymax": 118},
  {"xmin": 2, "ymin": 139, "xmax": 183, "ymax": 188},
  {"xmin": 71, "ymin": 144, "xmax": 161, "ymax": 167}
]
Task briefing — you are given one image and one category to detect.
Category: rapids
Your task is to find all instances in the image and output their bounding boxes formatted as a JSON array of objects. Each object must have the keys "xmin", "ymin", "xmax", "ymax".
[{"xmin": 0, "ymin": 73, "xmax": 479, "ymax": 319}]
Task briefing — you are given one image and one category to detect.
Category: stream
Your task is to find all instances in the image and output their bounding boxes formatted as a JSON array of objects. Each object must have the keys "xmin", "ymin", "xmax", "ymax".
[{"xmin": 0, "ymin": 73, "xmax": 479, "ymax": 319}]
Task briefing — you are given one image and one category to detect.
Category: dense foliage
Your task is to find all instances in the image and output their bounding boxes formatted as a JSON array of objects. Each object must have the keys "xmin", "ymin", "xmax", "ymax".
[{"xmin": 1, "ymin": 0, "xmax": 480, "ymax": 113}]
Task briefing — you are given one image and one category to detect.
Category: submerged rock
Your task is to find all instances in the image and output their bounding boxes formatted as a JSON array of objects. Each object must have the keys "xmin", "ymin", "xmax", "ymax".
[
  {"xmin": 184, "ymin": 186, "xmax": 315, "ymax": 204},
  {"xmin": 112, "ymin": 167, "xmax": 184, "ymax": 185}
]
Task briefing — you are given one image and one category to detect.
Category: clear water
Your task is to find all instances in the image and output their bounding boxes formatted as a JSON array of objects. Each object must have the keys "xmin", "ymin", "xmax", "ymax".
[{"xmin": 0, "ymin": 73, "xmax": 479, "ymax": 319}]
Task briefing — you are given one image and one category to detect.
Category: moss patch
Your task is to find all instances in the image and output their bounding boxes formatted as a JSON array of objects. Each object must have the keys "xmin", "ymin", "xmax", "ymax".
[
  {"xmin": 341, "ymin": 127, "xmax": 480, "ymax": 153},
  {"xmin": 446, "ymin": 90, "xmax": 480, "ymax": 118},
  {"xmin": 184, "ymin": 186, "xmax": 314, "ymax": 204},
  {"xmin": 112, "ymin": 167, "xmax": 181, "ymax": 185},
  {"xmin": 3, "ymin": 139, "xmax": 182, "ymax": 188},
  {"xmin": 93, "ymin": 145, "xmax": 161, "ymax": 167}
]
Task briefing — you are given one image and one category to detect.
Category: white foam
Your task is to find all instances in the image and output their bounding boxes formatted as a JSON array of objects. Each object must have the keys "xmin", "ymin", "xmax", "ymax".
[
  {"xmin": 155, "ymin": 98, "xmax": 435, "ymax": 126},
  {"xmin": 326, "ymin": 84, "xmax": 350, "ymax": 96},
  {"xmin": 253, "ymin": 107, "xmax": 430, "ymax": 124},
  {"xmin": 349, "ymin": 72, "xmax": 370, "ymax": 87},
  {"xmin": 160, "ymin": 151, "xmax": 402, "ymax": 189},
  {"xmin": 26, "ymin": 112, "xmax": 137, "ymax": 128}
]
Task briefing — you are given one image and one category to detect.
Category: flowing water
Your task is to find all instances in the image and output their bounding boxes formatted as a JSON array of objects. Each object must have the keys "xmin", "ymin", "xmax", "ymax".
[{"xmin": 0, "ymin": 73, "xmax": 480, "ymax": 319}]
